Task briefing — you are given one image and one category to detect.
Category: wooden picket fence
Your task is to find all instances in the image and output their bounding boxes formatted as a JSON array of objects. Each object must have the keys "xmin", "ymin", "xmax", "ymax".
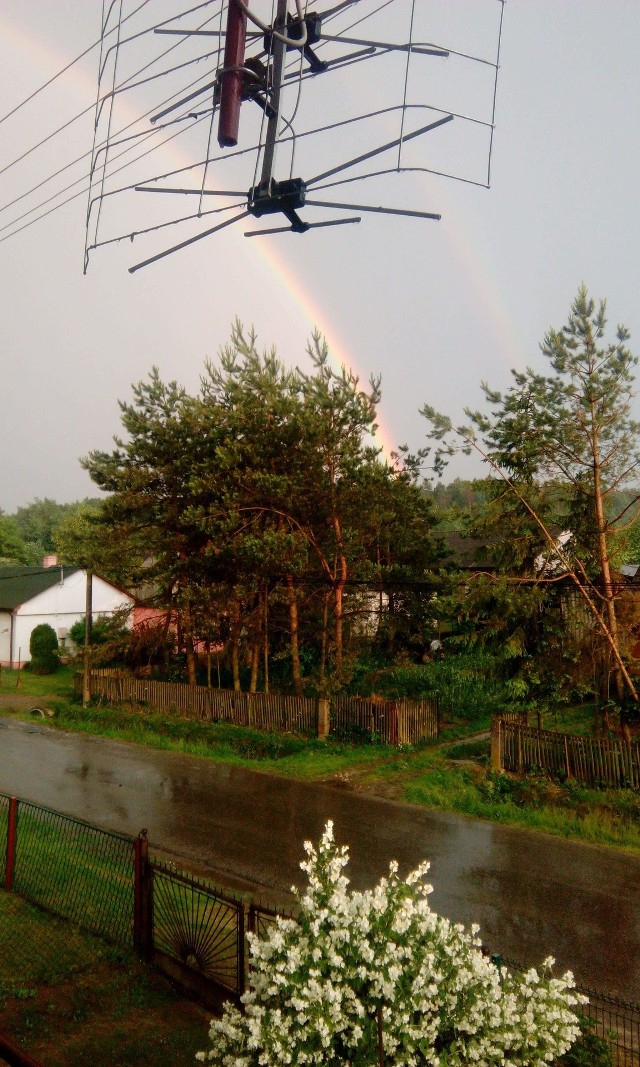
[
  {"xmin": 331, "ymin": 695, "xmax": 439, "ymax": 746},
  {"xmin": 85, "ymin": 672, "xmax": 439, "ymax": 746},
  {"xmin": 88, "ymin": 674, "xmax": 318, "ymax": 736},
  {"xmin": 492, "ymin": 717, "xmax": 640, "ymax": 789}
]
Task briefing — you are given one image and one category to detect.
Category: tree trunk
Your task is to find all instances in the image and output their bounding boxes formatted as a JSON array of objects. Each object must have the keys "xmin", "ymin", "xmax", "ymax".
[
  {"xmin": 263, "ymin": 585, "xmax": 270, "ymax": 694},
  {"xmin": 286, "ymin": 573, "xmax": 304, "ymax": 697},
  {"xmin": 249, "ymin": 602, "xmax": 260, "ymax": 693},
  {"xmin": 592, "ymin": 443, "xmax": 625, "ymax": 699},
  {"xmin": 231, "ymin": 598, "xmax": 241, "ymax": 691},
  {"xmin": 334, "ymin": 552, "xmax": 348, "ymax": 680},
  {"xmin": 183, "ymin": 601, "xmax": 197, "ymax": 686},
  {"xmin": 319, "ymin": 589, "xmax": 330, "ymax": 689}
]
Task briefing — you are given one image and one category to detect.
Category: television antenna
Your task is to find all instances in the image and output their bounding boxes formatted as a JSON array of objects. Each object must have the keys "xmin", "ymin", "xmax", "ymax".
[{"xmin": 84, "ymin": 0, "xmax": 505, "ymax": 273}]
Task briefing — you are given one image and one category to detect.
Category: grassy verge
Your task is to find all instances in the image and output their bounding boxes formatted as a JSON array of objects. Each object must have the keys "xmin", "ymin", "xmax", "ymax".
[
  {"xmin": 0, "ymin": 891, "xmax": 210, "ymax": 1066},
  {"xmin": 1, "ymin": 669, "xmax": 639, "ymax": 854}
]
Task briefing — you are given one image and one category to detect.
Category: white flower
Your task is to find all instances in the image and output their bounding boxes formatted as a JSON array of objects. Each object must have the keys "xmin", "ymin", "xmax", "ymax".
[{"xmin": 198, "ymin": 823, "xmax": 584, "ymax": 1066}]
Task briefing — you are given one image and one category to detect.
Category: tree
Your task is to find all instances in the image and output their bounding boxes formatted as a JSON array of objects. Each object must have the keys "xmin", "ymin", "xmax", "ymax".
[
  {"xmin": 424, "ymin": 287, "xmax": 640, "ymax": 702},
  {"xmin": 84, "ymin": 327, "xmax": 443, "ymax": 692},
  {"xmin": 13, "ymin": 498, "xmax": 79, "ymax": 562},
  {"xmin": 200, "ymin": 822, "xmax": 583, "ymax": 1065},
  {"xmin": 83, "ymin": 370, "xmax": 215, "ymax": 685},
  {"xmin": 53, "ymin": 500, "xmax": 146, "ymax": 587},
  {"xmin": 0, "ymin": 515, "xmax": 28, "ymax": 565},
  {"xmin": 29, "ymin": 623, "xmax": 59, "ymax": 674}
]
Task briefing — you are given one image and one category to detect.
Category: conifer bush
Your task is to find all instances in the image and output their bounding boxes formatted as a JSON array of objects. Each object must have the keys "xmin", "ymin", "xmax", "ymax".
[{"xmin": 29, "ymin": 623, "xmax": 60, "ymax": 674}]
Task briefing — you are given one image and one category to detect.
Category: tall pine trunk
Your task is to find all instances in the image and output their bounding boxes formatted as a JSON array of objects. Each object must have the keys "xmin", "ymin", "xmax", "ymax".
[{"xmin": 286, "ymin": 573, "xmax": 304, "ymax": 697}]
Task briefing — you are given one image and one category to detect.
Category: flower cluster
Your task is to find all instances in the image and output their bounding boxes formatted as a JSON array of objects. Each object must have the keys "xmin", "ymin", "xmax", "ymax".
[{"xmin": 198, "ymin": 822, "xmax": 584, "ymax": 1065}]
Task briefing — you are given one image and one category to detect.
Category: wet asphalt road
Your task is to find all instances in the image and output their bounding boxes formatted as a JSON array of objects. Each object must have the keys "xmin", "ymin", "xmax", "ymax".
[{"xmin": 1, "ymin": 718, "xmax": 639, "ymax": 1000}]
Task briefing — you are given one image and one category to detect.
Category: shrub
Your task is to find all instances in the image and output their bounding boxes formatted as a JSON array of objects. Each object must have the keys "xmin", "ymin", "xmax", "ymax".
[
  {"xmin": 199, "ymin": 822, "xmax": 584, "ymax": 1065},
  {"xmin": 29, "ymin": 623, "xmax": 60, "ymax": 674}
]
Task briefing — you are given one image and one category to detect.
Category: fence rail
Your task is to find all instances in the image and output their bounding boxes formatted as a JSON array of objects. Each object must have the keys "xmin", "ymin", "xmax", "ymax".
[
  {"xmin": 1, "ymin": 791, "xmax": 638, "ymax": 1063},
  {"xmin": 85, "ymin": 673, "xmax": 439, "ymax": 746},
  {"xmin": 492, "ymin": 718, "xmax": 640, "ymax": 789}
]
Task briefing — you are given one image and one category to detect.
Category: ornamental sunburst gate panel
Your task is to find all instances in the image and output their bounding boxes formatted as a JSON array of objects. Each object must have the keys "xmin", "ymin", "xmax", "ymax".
[{"xmin": 152, "ymin": 863, "xmax": 243, "ymax": 993}]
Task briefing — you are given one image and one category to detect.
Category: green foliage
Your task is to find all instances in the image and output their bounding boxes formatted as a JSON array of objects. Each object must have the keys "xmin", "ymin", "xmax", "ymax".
[
  {"xmin": 354, "ymin": 652, "xmax": 506, "ymax": 721},
  {"xmin": 29, "ymin": 623, "xmax": 60, "ymax": 674},
  {"xmin": 423, "ymin": 287, "xmax": 640, "ymax": 702},
  {"xmin": 557, "ymin": 1021, "xmax": 613, "ymax": 1066},
  {"xmin": 0, "ymin": 515, "xmax": 28, "ymax": 564},
  {"xmin": 68, "ymin": 613, "xmax": 129, "ymax": 651}
]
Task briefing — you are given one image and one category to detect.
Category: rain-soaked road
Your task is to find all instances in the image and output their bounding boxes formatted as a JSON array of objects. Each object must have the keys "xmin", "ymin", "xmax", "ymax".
[{"xmin": 1, "ymin": 718, "xmax": 638, "ymax": 1000}]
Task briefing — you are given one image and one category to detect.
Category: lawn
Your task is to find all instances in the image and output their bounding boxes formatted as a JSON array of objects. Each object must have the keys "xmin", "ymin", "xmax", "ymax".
[{"xmin": 0, "ymin": 891, "xmax": 210, "ymax": 1067}]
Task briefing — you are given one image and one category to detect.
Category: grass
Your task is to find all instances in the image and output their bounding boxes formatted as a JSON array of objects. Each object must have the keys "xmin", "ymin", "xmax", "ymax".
[
  {"xmin": 2, "ymin": 804, "xmax": 134, "ymax": 944},
  {"xmin": 0, "ymin": 663, "xmax": 76, "ymax": 701},
  {"xmin": 0, "ymin": 891, "xmax": 210, "ymax": 1066},
  {"xmin": 1, "ymin": 667, "xmax": 639, "ymax": 854}
]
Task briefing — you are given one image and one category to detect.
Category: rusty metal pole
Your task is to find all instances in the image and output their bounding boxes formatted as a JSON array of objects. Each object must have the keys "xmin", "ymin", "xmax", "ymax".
[
  {"xmin": 217, "ymin": 0, "xmax": 248, "ymax": 148},
  {"xmin": 134, "ymin": 829, "xmax": 150, "ymax": 957},
  {"xmin": 5, "ymin": 796, "xmax": 18, "ymax": 891}
]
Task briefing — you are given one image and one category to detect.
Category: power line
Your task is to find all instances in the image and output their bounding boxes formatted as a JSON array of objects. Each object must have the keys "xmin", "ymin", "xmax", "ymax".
[
  {"xmin": 0, "ymin": 1, "xmax": 221, "ymax": 181},
  {"xmin": 0, "ymin": 0, "xmax": 154, "ymax": 128}
]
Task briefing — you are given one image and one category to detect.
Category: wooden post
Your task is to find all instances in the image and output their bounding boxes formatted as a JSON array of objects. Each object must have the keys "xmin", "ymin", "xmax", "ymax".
[
  {"xmin": 564, "ymin": 734, "xmax": 571, "ymax": 780},
  {"xmin": 5, "ymin": 796, "xmax": 18, "ymax": 891},
  {"xmin": 317, "ymin": 697, "xmax": 330, "ymax": 740},
  {"xmin": 490, "ymin": 718, "xmax": 502, "ymax": 772},
  {"xmin": 82, "ymin": 570, "xmax": 93, "ymax": 708}
]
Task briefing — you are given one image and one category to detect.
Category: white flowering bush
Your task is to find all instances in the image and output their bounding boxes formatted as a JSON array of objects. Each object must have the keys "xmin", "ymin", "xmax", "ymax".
[{"xmin": 198, "ymin": 822, "xmax": 585, "ymax": 1065}]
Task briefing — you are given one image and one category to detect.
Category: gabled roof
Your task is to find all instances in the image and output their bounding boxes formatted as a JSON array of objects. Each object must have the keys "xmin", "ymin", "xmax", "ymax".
[{"xmin": 0, "ymin": 566, "xmax": 81, "ymax": 611}]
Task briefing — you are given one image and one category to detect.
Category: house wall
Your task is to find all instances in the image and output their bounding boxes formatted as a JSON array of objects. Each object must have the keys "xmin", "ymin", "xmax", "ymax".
[
  {"xmin": 4, "ymin": 571, "xmax": 134, "ymax": 666},
  {"xmin": 0, "ymin": 611, "xmax": 11, "ymax": 665}
]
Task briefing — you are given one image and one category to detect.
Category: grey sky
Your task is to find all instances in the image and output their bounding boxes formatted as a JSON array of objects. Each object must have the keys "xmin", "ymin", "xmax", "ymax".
[{"xmin": 1, "ymin": 1, "xmax": 639, "ymax": 513}]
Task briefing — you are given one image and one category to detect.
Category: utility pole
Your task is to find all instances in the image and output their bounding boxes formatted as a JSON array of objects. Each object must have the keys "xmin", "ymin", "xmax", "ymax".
[{"xmin": 82, "ymin": 570, "xmax": 93, "ymax": 707}]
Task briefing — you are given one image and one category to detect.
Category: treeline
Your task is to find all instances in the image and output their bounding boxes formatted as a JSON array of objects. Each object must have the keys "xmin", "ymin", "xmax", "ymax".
[{"xmin": 0, "ymin": 497, "xmax": 101, "ymax": 568}]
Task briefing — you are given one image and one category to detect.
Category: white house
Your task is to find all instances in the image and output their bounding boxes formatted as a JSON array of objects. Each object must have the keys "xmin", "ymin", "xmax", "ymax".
[{"xmin": 0, "ymin": 563, "xmax": 135, "ymax": 667}]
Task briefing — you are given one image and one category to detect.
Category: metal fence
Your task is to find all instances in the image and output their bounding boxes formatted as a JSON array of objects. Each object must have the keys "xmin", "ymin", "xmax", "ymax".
[
  {"xmin": 150, "ymin": 859, "xmax": 245, "ymax": 999},
  {"xmin": 1, "ymin": 793, "xmax": 135, "ymax": 947},
  {"xmin": 582, "ymin": 987, "xmax": 640, "ymax": 1066}
]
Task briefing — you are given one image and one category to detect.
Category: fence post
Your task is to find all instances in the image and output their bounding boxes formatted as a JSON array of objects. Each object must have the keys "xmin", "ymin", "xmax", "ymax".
[
  {"xmin": 564, "ymin": 734, "xmax": 572, "ymax": 780},
  {"xmin": 317, "ymin": 697, "xmax": 330, "ymax": 740},
  {"xmin": 490, "ymin": 718, "xmax": 502, "ymax": 772},
  {"xmin": 238, "ymin": 901, "xmax": 246, "ymax": 995},
  {"xmin": 134, "ymin": 829, "xmax": 153, "ymax": 960},
  {"xmin": 5, "ymin": 796, "xmax": 18, "ymax": 891}
]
